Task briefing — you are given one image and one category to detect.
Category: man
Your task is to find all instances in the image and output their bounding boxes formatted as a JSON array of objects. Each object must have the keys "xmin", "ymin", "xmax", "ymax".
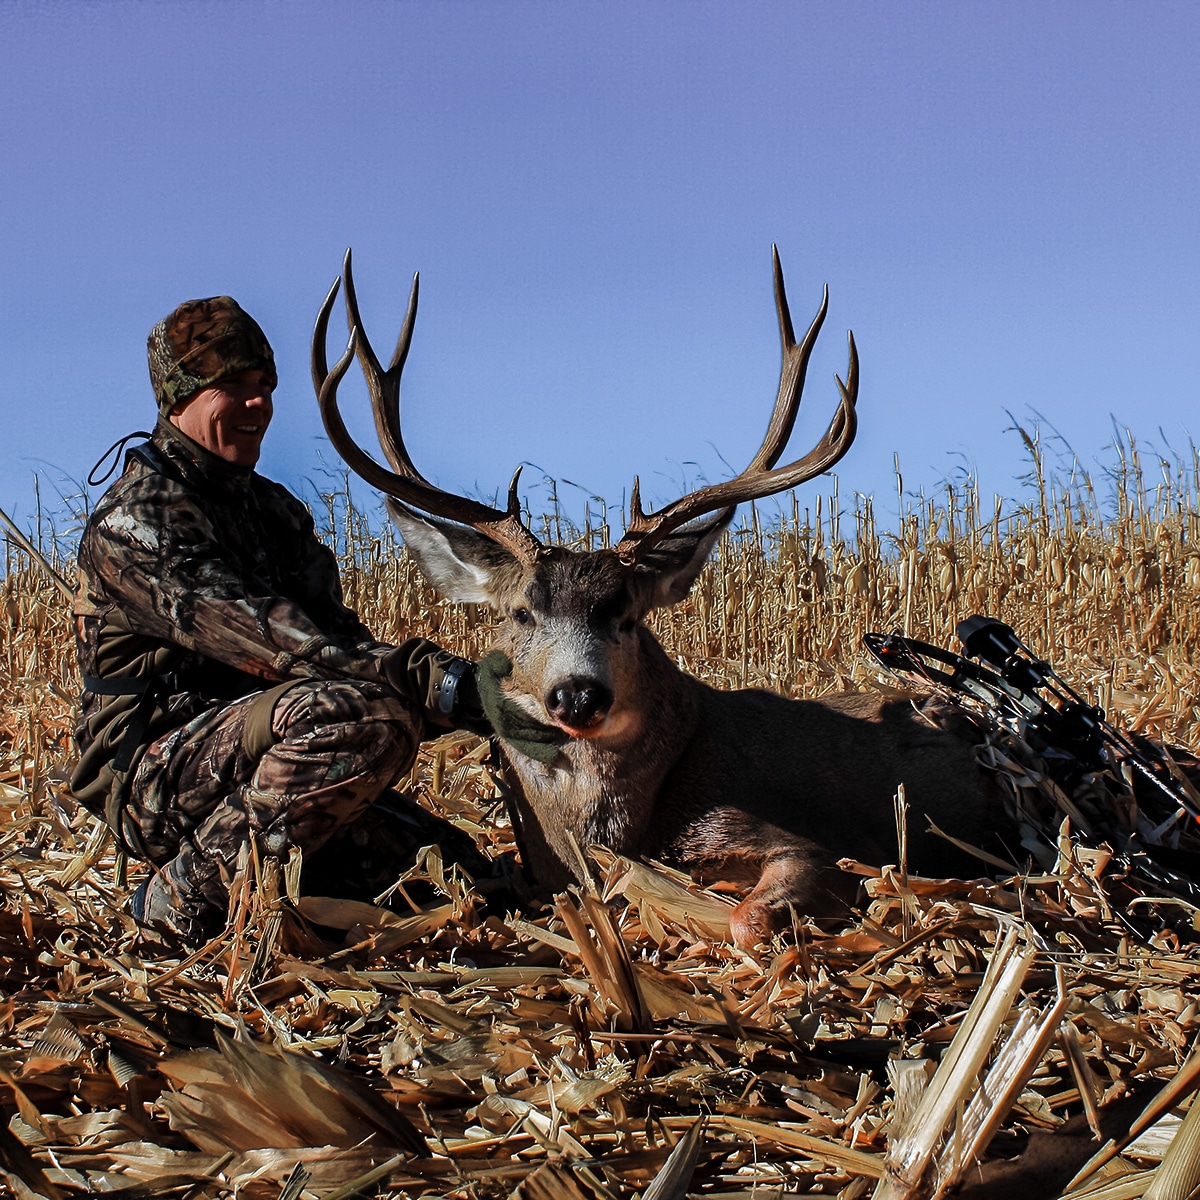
[{"xmin": 71, "ymin": 296, "xmax": 490, "ymax": 945}]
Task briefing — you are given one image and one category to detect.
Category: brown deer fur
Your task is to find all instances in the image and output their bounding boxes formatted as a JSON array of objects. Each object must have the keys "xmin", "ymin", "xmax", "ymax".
[{"xmin": 389, "ymin": 507, "xmax": 1008, "ymax": 946}]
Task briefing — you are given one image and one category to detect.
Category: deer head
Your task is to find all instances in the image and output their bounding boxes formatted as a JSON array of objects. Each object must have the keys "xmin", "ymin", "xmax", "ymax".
[{"xmin": 313, "ymin": 249, "xmax": 858, "ymax": 738}]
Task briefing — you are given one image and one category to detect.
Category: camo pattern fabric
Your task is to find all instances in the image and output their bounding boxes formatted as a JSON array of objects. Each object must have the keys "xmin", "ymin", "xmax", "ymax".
[
  {"xmin": 129, "ymin": 679, "xmax": 419, "ymax": 942},
  {"xmin": 147, "ymin": 296, "xmax": 277, "ymax": 415},
  {"xmin": 71, "ymin": 418, "xmax": 467, "ymax": 833}
]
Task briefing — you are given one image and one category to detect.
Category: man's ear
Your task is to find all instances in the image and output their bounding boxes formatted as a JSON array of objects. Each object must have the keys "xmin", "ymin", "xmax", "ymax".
[
  {"xmin": 386, "ymin": 500, "xmax": 513, "ymax": 605},
  {"xmin": 633, "ymin": 508, "xmax": 735, "ymax": 610}
]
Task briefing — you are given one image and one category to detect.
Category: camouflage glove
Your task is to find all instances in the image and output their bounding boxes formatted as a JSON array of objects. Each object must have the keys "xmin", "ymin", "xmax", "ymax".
[{"xmin": 475, "ymin": 651, "xmax": 567, "ymax": 764}]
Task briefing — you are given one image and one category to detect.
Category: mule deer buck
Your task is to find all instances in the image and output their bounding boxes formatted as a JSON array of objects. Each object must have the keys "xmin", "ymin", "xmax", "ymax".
[{"xmin": 313, "ymin": 250, "xmax": 1006, "ymax": 946}]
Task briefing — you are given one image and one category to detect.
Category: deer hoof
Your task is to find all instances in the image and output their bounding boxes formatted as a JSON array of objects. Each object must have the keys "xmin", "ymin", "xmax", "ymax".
[{"xmin": 729, "ymin": 897, "xmax": 786, "ymax": 949}]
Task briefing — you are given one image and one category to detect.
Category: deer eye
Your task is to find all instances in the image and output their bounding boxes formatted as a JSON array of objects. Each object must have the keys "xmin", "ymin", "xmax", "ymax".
[{"xmin": 513, "ymin": 607, "xmax": 533, "ymax": 626}]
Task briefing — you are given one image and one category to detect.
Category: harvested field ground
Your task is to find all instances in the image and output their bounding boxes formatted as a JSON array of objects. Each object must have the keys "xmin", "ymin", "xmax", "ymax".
[{"xmin": 3, "ymin": 444, "xmax": 1200, "ymax": 1199}]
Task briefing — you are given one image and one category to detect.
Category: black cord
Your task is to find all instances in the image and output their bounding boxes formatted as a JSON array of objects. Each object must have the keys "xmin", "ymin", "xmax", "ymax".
[{"xmin": 88, "ymin": 430, "xmax": 154, "ymax": 488}]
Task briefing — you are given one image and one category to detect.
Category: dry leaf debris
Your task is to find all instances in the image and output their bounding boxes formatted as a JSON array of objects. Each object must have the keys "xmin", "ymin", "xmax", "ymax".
[{"xmin": 0, "ymin": 729, "xmax": 1199, "ymax": 1199}]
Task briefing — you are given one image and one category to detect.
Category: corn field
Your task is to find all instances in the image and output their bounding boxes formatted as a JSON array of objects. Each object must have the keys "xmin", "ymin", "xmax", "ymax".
[
  {"xmin": 6, "ymin": 436, "xmax": 1200, "ymax": 807},
  {"xmin": 3, "ymin": 437, "xmax": 1200, "ymax": 1199}
]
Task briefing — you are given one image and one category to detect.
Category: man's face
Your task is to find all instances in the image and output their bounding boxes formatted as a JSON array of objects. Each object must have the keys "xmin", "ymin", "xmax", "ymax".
[{"xmin": 169, "ymin": 368, "xmax": 275, "ymax": 466}]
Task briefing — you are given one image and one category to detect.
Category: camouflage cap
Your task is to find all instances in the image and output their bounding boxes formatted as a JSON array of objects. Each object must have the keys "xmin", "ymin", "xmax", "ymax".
[{"xmin": 148, "ymin": 297, "xmax": 277, "ymax": 415}]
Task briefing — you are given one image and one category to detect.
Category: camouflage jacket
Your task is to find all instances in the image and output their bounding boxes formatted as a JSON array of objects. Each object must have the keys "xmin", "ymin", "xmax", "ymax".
[{"xmin": 71, "ymin": 419, "xmax": 460, "ymax": 822}]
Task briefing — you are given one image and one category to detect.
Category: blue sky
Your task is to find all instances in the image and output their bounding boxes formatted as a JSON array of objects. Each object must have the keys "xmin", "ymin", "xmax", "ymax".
[{"xmin": 2, "ymin": 2, "xmax": 1198, "ymax": 538}]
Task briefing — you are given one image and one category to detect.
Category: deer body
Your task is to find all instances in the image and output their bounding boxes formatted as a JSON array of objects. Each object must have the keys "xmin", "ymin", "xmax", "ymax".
[
  {"xmin": 313, "ymin": 249, "xmax": 1007, "ymax": 945},
  {"xmin": 657, "ymin": 684, "xmax": 998, "ymax": 938},
  {"xmin": 505, "ymin": 650, "xmax": 1000, "ymax": 940},
  {"xmin": 387, "ymin": 527, "xmax": 1005, "ymax": 945}
]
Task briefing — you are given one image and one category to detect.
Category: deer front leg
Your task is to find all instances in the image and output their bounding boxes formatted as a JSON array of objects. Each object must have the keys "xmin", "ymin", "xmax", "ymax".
[
  {"xmin": 729, "ymin": 850, "xmax": 863, "ymax": 948},
  {"xmin": 668, "ymin": 808, "xmax": 865, "ymax": 947}
]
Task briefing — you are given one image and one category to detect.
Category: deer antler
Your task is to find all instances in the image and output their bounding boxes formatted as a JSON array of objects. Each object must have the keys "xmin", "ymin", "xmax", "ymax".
[
  {"xmin": 613, "ymin": 246, "xmax": 858, "ymax": 564},
  {"xmin": 313, "ymin": 249, "xmax": 545, "ymax": 567}
]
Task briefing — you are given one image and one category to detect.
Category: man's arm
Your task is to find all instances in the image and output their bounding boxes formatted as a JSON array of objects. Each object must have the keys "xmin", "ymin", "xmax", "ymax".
[{"xmin": 84, "ymin": 473, "xmax": 469, "ymax": 722}]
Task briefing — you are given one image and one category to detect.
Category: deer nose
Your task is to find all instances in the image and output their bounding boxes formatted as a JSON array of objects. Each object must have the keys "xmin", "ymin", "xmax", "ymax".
[{"xmin": 545, "ymin": 677, "xmax": 614, "ymax": 729}]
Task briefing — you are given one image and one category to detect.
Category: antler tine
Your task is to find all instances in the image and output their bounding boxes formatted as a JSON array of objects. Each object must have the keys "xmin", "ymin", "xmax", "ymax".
[
  {"xmin": 313, "ymin": 257, "xmax": 544, "ymax": 567},
  {"xmin": 340, "ymin": 248, "xmax": 428, "ymax": 485},
  {"xmin": 745, "ymin": 249, "xmax": 828, "ymax": 474},
  {"xmin": 311, "ymin": 274, "xmax": 342, "ymax": 395},
  {"xmin": 614, "ymin": 250, "xmax": 859, "ymax": 564}
]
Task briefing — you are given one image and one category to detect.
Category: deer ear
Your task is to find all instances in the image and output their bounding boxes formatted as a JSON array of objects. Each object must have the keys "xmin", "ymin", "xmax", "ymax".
[
  {"xmin": 635, "ymin": 508, "xmax": 735, "ymax": 609},
  {"xmin": 386, "ymin": 500, "xmax": 512, "ymax": 605}
]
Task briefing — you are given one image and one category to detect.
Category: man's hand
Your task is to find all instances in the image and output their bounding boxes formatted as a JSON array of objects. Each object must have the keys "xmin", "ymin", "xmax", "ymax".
[{"xmin": 473, "ymin": 652, "xmax": 566, "ymax": 763}]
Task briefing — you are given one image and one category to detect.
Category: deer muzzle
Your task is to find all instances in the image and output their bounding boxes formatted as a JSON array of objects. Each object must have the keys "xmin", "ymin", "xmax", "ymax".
[{"xmin": 545, "ymin": 676, "xmax": 614, "ymax": 735}]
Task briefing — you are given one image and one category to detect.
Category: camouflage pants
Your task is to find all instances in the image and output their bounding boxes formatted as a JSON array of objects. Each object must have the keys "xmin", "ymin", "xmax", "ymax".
[{"xmin": 127, "ymin": 679, "xmax": 421, "ymax": 940}]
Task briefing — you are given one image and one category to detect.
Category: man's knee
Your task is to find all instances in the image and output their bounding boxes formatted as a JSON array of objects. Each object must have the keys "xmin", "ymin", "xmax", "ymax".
[
  {"xmin": 260, "ymin": 676, "xmax": 415, "ymax": 739},
  {"xmin": 271, "ymin": 678, "xmax": 412, "ymax": 728},
  {"xmin": 265, "ymin": 679, "xmax": 419, "ymax": 776}
]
